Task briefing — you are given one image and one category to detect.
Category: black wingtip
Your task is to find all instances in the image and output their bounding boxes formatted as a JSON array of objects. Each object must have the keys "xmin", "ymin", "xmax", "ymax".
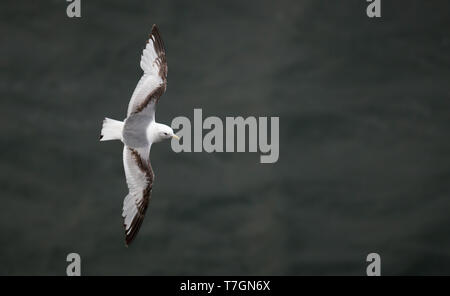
[
  {"xmin": 151, "ymin": 24, "xmax": 162, "ymax": 39},
  {"xmin": 151, "ymin": 24, "xmax": 158, "ymax": 35},
  {"xmin": 125, "ymin": 234, "xmax": 134, "ymax": 246},
  {"xmin": 99, "ymin": 134, "xmax": 103, "ymax": 140}
]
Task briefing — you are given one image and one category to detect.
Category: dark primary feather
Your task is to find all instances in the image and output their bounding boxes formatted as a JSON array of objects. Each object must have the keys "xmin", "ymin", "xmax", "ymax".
[
  {"xmin": 128, "ymin": 25, "xmax": 168, "ymax": 116},
  {"xmin": 124, "ymin": 148, "xmax": 154, "ymax": 246},
  {"xmin": 150, "ymin": 24, "xmax": 168, "ymax": 83}
]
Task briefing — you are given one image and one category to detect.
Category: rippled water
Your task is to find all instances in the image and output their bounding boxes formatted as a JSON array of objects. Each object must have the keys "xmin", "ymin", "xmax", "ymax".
[{"xmin": 1, "ymin": 0, "xmax": 449, "ymax": 275}]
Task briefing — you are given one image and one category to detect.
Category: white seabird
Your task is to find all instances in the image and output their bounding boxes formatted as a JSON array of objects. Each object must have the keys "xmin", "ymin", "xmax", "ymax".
[{"xmin": 99, "ymin": 25, "xmax": 178, "ymax": 245}]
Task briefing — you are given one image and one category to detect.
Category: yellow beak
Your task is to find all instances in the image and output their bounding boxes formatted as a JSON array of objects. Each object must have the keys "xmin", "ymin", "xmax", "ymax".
[{"xmin": 172, "ymin": 134, "xmax": 180, "ymax": 141}]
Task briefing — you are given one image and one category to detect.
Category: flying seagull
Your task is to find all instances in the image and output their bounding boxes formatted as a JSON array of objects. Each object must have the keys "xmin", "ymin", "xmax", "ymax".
[{"xmin": 99, "ymin": 25, "xmax": 179, "ymax": 245}]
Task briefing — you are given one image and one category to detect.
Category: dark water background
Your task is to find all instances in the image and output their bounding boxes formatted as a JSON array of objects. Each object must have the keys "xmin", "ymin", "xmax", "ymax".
[{"xmin": 1, "ymin": 0, "xmax": 449, "ymax": 275}]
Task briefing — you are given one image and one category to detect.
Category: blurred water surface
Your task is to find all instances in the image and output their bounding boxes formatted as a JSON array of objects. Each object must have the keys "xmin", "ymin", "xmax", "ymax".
[{"xmin": 0, "ymin": 0, "xmax": 449, "ymax": 275}]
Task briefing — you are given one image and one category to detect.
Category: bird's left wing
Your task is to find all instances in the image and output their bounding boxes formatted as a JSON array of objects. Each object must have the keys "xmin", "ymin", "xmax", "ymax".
[
  {"xmin": 122, "ymin": 145, "xmax": 153, "ymax": 245},
  {"xmin": 126, "ymin": 24, "xmax": 168, "ymax": 117}
]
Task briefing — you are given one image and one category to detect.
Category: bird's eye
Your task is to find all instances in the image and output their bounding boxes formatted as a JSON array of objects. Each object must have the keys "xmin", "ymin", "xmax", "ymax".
[{"xmin": 164, "ymin": 132, "xmax": 168, "ymax": 135}]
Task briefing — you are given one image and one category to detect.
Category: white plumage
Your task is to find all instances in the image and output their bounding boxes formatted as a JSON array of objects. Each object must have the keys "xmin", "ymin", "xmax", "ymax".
[{"xmin": 99, "ymin": 25, "xmax": 177, "ymax": 245}]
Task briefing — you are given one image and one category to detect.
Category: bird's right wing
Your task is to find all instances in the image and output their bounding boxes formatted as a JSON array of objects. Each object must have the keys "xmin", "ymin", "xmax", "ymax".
[
  {"xmin": 122, "ymin": 145, "xmax": 153, "ymax": 245},
  {"xmin": 126, "ymin": 25, "xmax": 168, "ymax": 117}
]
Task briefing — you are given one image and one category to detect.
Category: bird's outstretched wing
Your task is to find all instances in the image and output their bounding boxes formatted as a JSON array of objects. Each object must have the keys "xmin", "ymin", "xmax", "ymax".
[
  {"xmin": 122, "ymin": 145, "xmax": 153, "ymax": 245},
  {"xmin": 126, "ymin": 24, "xmax": 168, "ymax": 117}
]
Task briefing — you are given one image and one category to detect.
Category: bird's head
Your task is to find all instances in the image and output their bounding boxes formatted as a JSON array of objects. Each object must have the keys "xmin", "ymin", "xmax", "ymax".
[{"xmin": 155, "ymin": 123, "xmax": 179, "ymax": 142}]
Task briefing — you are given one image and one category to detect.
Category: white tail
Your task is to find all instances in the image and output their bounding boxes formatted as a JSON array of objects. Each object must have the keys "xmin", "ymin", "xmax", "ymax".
[{"xmin": 100, "ymin": 118, "xmax": 124, "ymax": 141}]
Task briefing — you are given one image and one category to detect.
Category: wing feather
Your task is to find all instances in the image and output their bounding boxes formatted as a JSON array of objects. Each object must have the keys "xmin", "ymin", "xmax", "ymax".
[
  {"xmin": 127, "ymin": 25, "xmax": 168, "ymax": 116},
  {"xmin": 122, "ymin": 146, "xmax": 153, "ymax": 245}
]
